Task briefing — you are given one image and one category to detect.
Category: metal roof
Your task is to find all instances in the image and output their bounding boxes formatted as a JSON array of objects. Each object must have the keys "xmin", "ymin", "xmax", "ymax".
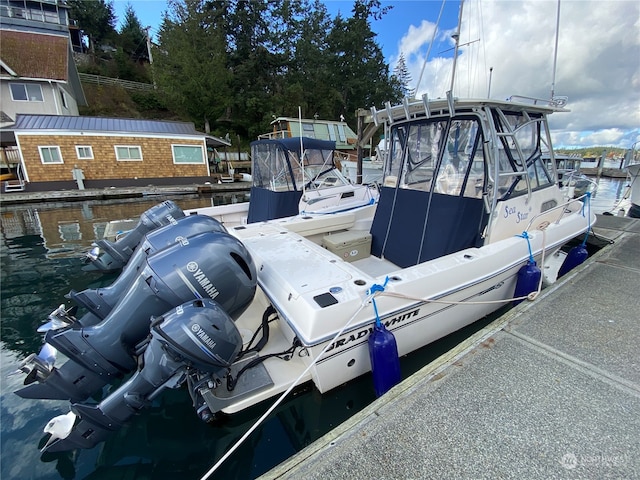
[{"xmin": 14, "ymin": 114, "xmax": 201, "ymax": 136}]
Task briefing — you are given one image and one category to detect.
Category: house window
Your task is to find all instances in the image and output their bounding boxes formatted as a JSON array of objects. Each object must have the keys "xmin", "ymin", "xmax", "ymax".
[
  {"xmin": 10, "ymin": 83, "xmax": 44, "ymax": 102},
  {"xmin": 39, "ymin": 146, "xmax": 63, "ymax": 164},
  {"xmin": 115, "ymin": 145, "xmax": 142, "ymax": 161},
  {"xmin": 60, "ymin": 90, "xmax": 68, "ymax": 109},
  {"xmin": 172, "ymin": 145, "xmax": 205, "ymax": 164},
  {"xmin": 75, "ymin": 146, "xmax": 93, "ymax": 159}
]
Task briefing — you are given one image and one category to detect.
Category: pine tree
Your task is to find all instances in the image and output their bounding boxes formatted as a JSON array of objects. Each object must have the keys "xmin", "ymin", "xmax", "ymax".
[
  {"xmin": 119, "ymin": 4, "xmax": 148, "ymax": 62},
  {"xmin": 393, "ymin": 53, "xmax": 415, "ymax": 98}
]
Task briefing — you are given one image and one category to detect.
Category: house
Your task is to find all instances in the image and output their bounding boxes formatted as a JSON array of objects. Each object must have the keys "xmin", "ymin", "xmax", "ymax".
[
  {"xmin": 259, "ymin": 116, "xmax": 361, "ymax": 159},
  {"xmin": 1, "ymin": 0, "xmax": 87, "ymax": 189},
  {"xmin": 12, "ymin": 114, "xmax": 231, "ymax": 191}
]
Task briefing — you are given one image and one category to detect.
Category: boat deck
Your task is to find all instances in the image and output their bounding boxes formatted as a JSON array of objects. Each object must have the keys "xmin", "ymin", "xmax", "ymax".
[{"xmin": 260, "ymin": 214, "xmax": 640, "ymax": 479}]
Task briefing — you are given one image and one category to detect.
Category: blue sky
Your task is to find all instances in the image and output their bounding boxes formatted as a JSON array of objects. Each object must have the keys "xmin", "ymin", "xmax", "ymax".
[{"xmin": 112, "ymin": 0, "xmax": 640, "ymax": 150}]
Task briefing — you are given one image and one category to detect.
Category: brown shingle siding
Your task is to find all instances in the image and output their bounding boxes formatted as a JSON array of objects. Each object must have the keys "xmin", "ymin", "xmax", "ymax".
[{"xmin": 17, "ymin": 134, "xmax": 209, "ymax": 183}]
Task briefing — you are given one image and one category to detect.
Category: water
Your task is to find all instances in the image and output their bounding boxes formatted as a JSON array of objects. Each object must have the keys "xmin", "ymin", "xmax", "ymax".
[
  {"xmin": 587, "ymin": 175, "xmax": 633, "ymax": 215},
  {"xmin": 0, "ymin": 178, "xmax": 626, "ymax": 480}
]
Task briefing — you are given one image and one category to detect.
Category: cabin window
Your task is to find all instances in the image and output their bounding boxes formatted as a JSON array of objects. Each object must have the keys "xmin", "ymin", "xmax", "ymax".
[
  {"xmin": 10, "ymin": 83, "xmax": 44, "ymax": 102},
  {"xmin": 337, "ymin": 124, "xmax": 347, "ymax": 143},
  {"xmin": 302, "ymin": 123, "xmax": 315, "ymax": 138},
  {"xmin": 38, "ymin": 146, "xmax": 63, "ymax": 164},
  {"xmin": 172, "ymin": 145, "xmax": 205, "ymax": 164},
  {"xmin": 115, "ymin": 146, "xmax": 142, "ymax": 161},
  {"xmin": 75, "ymin": 146, "xmax": 93, "ymax": 160}
]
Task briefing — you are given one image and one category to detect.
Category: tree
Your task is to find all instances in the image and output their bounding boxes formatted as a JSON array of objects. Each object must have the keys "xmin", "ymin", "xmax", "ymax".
[
  {"xmin": 68, "ymin": 0, "xmax": 117, "ymax": 53},
  {"xmin": 153, "ymin": 0, "xmax": 231, "ymax": 133},
  {"xmin": 119, "ymin": 3, "xmax": 148, "ymax": 62},
  {"xmin": 326, "ymin": 0, "xmax": 403, "ymax": 123},
  {"xmin": 393, "ymin": 53, "xmax": 415, "ymax": 98}
]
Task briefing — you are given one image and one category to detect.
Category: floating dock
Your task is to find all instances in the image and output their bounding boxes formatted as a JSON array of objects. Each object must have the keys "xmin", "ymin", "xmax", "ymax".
[
  {"xmin": 260, "ymin": 214, "xmax": 640, "ymax": 479},
  {"xmin": 0, "ymin": 182, "xmax": 250, "ymax": 206}
]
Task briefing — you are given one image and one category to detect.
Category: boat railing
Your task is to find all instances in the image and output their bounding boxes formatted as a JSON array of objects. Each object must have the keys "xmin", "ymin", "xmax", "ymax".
[{"xmin": 523, "ymin": 193, "xmax": 589, "ymax": 233}]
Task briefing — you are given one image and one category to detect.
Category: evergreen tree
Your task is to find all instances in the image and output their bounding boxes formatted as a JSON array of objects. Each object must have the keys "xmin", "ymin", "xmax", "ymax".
[
  {"xmin": 154, "ymin": 0, "xmax": 230, "ymax": 133},
  {"xmin": 119, "ymin": 4, "xmax": 148, "ymax": 62},
  {"xmin": 286, "ymin": 0, "xmax": 336, "ymax": 120},
  {"xmin": 393, "ymin": 53, "xmax": 415, "ymax": 98},
  {"xmin": 326, "ymin": 0, "xmax": 402, "ymax": 123},
  {"xmin": 68, "ymin": 0, "xmax": 117, "ymax": 53}
]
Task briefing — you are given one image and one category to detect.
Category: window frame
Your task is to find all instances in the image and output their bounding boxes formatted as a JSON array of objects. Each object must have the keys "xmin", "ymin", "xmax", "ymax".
[
  {"xmin": 75, "ymin": 145, "xmax": 94, "ymax": 160},
  {"xmin": 38, "ymin": 146, "xmax": 63, "ymax": 164},
  {"xmin": 114, "ymin": 145, "xmax": 143, "ymax": 161},
  {"xmin": 10, "ymin": 83, "xmax": 44, "ymax": 102},
  {"xmin": 171, "ymin": 144, "xmax": 205, "ymax": 165}
]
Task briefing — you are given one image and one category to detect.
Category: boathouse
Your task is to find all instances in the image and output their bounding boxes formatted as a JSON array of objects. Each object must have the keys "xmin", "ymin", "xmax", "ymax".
[{"xmin": 11, "ymin": 114, "xmax": 230, "ymax": 191}]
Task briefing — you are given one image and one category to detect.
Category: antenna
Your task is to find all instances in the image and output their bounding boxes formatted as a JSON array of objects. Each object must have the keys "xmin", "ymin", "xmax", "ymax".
[
  {"xmin": 298, "ymin": 106, "xmax": 305, "ymax": 197},
  {"xmin": 414, "ymin": 0, "xmax": 447, "ymax": 98},
  {"xmin": 550, "ymin": 0, "xmax": 561, "ymax": 100},
  {"xmin": 449, "ymin": 0, "xmax": 464, "ymax": 96}
]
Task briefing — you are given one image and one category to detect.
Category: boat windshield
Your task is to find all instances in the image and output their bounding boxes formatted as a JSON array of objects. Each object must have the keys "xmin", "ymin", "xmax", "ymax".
[
  {"xmin": 384, "ymin": 117, "xmax": 486, "ymax": 199},
  {"xmin": 251, "ymin": 140, "xmax": 343, "ymax": 192},
  {"xmin": 382, "ymin": 107, "xmax": 557, "ymax": 203}
]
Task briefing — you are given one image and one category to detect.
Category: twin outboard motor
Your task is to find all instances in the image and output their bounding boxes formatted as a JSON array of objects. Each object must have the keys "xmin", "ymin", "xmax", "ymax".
[
  {"xmin": 69, "ymin": 214, "xmax": 228, "ymax": 324},
  {"xmin": 42, "ymin": 299, "xmax": 244, "ymax": 452},
  {"xmin": 84, "ymin": 200, "xmax": 185, "ymax": 272},
  {"xmin": 16, "ymin": 229, "xmax": 256, "ymax": 403}
]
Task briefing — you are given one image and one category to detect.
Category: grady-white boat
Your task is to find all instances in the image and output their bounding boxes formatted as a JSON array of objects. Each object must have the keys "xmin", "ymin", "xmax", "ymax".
[{"xmin": 14, "ymin": 94, "xmax": 595, "ymax": 453}]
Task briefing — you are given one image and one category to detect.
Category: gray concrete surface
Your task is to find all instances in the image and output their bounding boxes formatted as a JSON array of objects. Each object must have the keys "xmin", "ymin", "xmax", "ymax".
[{"xmin": 260, "ymin": 216, "xmax": 640, "ymax": 480}]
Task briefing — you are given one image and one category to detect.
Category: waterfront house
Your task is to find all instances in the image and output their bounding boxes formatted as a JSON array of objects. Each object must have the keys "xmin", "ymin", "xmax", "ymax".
[
  {"xmin": 11, "ymin": 114, "xmax": 231, "ymax": 191},
  {"xmin": 1, "ymin": 0, "xmax": 87, "ymax": 190}
]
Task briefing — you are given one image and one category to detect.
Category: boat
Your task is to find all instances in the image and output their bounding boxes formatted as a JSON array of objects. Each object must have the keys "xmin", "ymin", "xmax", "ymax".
[
  {"xmin": 12, "ymin": 93, "xmax": 595, "ymax": 454},
  {"xmin": 83, "ymin": 136, "xmax": 379, "ymax": 272},
  {"xmin": 545, "ymin": 153, "xmax": 595, "ymax": 199},
  {"xmin": 626, "ymin": 162, "xmax": 640, "ymax": 218}
]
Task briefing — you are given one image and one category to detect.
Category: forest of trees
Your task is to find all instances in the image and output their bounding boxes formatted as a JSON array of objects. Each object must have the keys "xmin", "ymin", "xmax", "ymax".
[{"xmin": 70, "ymin": 0, "xmax": 408, "ymax": 145}]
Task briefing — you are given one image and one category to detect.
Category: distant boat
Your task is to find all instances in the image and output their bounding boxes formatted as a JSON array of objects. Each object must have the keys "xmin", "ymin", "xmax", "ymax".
[
  {"xmin": 544, "ymin": 153, "xmax": 595, "ymax": 198},
  {"xmin": 626, "ymin": 163, "xmax": 640, "ymax": 218}
]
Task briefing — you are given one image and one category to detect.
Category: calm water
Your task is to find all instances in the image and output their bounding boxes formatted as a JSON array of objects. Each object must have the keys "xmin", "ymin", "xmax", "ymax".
[{"xmin": 0, "ymin": 178, "xmax": 626, "ymax": 479}]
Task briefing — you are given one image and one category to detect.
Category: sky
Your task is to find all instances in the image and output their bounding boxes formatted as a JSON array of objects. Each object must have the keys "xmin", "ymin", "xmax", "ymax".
[{"xmin": 112, "ymin": 0, "xmax": 640, "ymax": 150}]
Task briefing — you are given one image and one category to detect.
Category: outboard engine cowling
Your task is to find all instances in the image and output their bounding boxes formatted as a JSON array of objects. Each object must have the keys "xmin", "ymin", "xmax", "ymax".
[
  {"xmin": 70, "ymin": 214, "xmax": 228, "ymax": 322},
  {"xmin": 42, "ymin": 299, "xmax": 243, "ymax": 452},
  {"xmin": 16, "ymin": 230, "xmax": 256, "ymax": 402},
  {"xmin": 84, "ymin": 200, "xmax": 185, "ymax": 272}
]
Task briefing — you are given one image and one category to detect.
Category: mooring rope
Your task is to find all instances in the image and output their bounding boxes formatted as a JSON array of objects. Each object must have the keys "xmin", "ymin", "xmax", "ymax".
[{"xmin": 200, "ymin": 290, "xmax": 383, "ymax": 480}]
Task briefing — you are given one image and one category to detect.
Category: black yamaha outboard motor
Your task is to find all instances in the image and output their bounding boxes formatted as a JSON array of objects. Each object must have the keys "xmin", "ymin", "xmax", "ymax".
[
  {"xmin": 16, "ymin": 230, "xmax": 256, "ymax": 403},
  {"xmin": 69, "ymin": 214, "xmax": 228, "ymax": 323},
  {"xmin": 42, "ymin": 299, "xmax": 243, "ymax": 452},
  {"xmin": 84, "ymin": 200, "xmax": 185, "ymax": 272}
]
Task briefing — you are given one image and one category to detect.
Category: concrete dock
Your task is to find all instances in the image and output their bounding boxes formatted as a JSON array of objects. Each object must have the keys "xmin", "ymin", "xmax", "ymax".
[{"xmin": 260, "ymin": 215, "xmax": 640, "ymax": 479}]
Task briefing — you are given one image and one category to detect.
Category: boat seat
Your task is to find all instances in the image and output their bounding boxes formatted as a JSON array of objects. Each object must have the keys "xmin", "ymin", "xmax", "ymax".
[{"xmin": 369, "ymin": 186, "xmax": 487, "ymax": 268}]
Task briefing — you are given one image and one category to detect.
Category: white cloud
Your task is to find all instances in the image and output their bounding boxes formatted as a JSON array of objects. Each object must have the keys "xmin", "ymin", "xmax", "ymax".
[{"xmin": 399, "ymin": 0, "xmax": 640, "ymax": 148}]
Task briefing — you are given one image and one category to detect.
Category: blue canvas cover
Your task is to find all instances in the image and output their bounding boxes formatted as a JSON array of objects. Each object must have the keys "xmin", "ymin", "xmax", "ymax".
[
  {"xmin": 246, "ymin": 187, "xmax": 302, "ymax": 223},
  {"xmin": 369, "ymin": 186, "xmax": 486, "ymax": 268},
  {"xmin": 246, "ymin": 137, "xmax": 336, "ymax": 223}
]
